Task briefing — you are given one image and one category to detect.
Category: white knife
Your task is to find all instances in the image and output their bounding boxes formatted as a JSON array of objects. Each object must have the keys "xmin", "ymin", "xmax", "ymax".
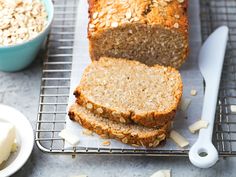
[{"xmin": 189, "ymin": 26, "xmax": 229, "ymax": 168}]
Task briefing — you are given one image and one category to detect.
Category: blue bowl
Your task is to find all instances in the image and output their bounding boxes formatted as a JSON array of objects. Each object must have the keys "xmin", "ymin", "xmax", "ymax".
[{"xmin": 0, "ymin": 0, "xmax": 54, "ymax": 72}]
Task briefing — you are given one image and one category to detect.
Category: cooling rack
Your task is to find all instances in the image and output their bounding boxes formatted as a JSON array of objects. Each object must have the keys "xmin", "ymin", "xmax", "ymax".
[{"xmin": 36, "ymin": 0, "xmax": 236, "ymax": 156}]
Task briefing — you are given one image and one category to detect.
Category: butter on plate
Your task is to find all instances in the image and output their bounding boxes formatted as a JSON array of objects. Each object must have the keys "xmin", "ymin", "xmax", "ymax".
[{"xmin": 0, "ymin": 122, "xmax": 16, "ymax": 165}]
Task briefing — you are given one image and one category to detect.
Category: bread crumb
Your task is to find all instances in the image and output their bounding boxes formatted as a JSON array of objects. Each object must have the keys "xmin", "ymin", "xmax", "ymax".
[
  {"xmin": 190, "ymin": 89, "xmax": 197, "ymax": 96},
  {"xmin": 100, "ymin": 134, "xmax": 109, "ymax": 139},
  {"xmin": 102, "ymin": 140, "xmax": 111, "ymax": 146}
]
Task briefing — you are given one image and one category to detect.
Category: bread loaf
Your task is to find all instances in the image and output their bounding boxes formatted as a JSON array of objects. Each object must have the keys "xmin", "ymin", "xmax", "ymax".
[
  {"xmin": 74, "ymin": 57, "xmax": 183, "ymax": 127},
  {"xmin": 69, "ymin": 103, "xmax": 170, "ymax": 148},
  {"xmin": 88, "ymin": 0, "xmax": 188, "ymax": 68}
]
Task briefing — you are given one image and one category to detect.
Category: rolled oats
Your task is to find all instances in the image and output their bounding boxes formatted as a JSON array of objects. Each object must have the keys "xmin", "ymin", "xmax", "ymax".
[
  {"xmin": 96, "ymin": 107, "xmax": 104, "ymax": 114},
  {"xmin": 133, "ymin": 17, "xmax": 139, "ymax": 22},
  {"xmin": 86, "ymin": 103, "xmax": 93, "ymax": 110},
  {"xmin": 82, "ymin": 129, "xmax": 93, "ymax": 136},
  {"xmin": 139, "ymin": 140, "xmax": 145, "ymax": 147},
  {"xmin": 131, "ymin": 132, "xmax": 138, "ymax": 136},
  {"xmin": 111, "ymin": 21, "xmax": 119, "ymax": 28},
  {"xmin": 173, "ymin": 22, "xmax": 179, "ymax": 28},
  {"xmin": 92, "ymin": 12, "xmax": 98, "ymax": 19},
  {"xmin": 158, "ymin": 134, "xmax": 166, "ymax": 140},
  {"xmin": 89, "ymin": 24, "xmax": 95, "ymax": 29},
  {"xmin": 153, "ymin": 139, "xmax": 160, "ymax": 147},
  {"xmin": 122, "ymin": 137, "xmax": 128, "ymax": 144},
  {"xmin": 112, "ymin": 111, "xmax": 120, "ymax": 117},
  {"xmin": 160, "ymin": 1, "xmax": 168, "ymax": 6},
  {"xmin": 174, "ymin": 14, "xmax": 180, "ymax": 19},
  {"xmin": 125, "ymin": 10, "xmax": 132, "ymax": 19},
  {"xmin": 131, "ymin": 144, "xmax": 140, "ymax": 147},
  {"xmin": 115, "ymin": 133, "xmax": 125, "ymax": 138},
  {"xmin": 0, "ymin": 0, "xmax": 48, "ymax": 46},
  {"xmin": 149, "ymin": 143, "xmax": 153, "ymax": 147},
  {"xmin": 119, "ymin": 117, "xmax": 126, "ymax": 123}
]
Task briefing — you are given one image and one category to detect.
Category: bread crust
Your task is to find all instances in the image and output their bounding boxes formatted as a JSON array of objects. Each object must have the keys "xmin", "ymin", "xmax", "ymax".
[
  {"xmin": 74, "ymin": 57, "xmax": 183, "ymax": 128},
  {"xmin": 75, "ymin": 89, "xmax": 177, "ymax": 127},
  {"xmin": 69, "ymin": 103, "xmax": 170, "ymax": 148},
  {"xmin": 88, "ymin": 0, "xmax": 188, "ymax": 35}
]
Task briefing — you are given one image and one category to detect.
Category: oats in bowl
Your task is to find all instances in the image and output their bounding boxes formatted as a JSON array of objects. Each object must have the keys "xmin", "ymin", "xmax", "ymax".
[
  {"xmin": 0, "ymin": 0, "xmax": 53, "ymax": 72},
  {"xmin": 0, "ymin": 0, "xmax": 48, "ymax": 46}
]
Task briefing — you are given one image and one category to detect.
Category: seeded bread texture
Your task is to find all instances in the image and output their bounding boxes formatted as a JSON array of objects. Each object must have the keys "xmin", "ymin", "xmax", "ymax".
[
  {"xmin": 74, "ymin": 57, "xmax": 183, "ymax": 127},
  {"xmin": 69, "ymin": 103, "xmax": 170, "ymax": 148},
  {"xmin": 88, "ymin": 0, "xmax": 189, "ymax": 68}
]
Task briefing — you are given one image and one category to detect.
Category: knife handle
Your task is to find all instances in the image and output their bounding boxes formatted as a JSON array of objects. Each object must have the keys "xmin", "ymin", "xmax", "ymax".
[{"xmin": 189, "ymin": 82, "xmax": 219, "ymax": 168}]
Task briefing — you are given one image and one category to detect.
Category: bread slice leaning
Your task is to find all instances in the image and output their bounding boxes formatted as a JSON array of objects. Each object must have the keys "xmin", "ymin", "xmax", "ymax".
[
  {"xmin": 74, "ymin": 57, "xmax": 183, "ymax": 127},
  {"xmin": 69, "ymin": 103, "xmax": 170, "ymax": 148}
]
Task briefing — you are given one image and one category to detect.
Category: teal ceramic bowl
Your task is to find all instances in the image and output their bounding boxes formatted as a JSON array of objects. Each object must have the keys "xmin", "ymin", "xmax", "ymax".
[{"xmin": 0, "ymin": 0, "xmax": 54, "ymax": 72}]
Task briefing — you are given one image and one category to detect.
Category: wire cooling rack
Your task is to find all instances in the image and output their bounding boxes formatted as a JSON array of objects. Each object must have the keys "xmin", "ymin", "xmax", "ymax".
[{"xmin": 36, "ymin": 0, "xmax": 236, "ymax": 156}]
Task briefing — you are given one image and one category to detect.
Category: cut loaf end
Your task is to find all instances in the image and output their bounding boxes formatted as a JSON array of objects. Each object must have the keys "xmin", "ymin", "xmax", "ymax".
[
  {"xmin": 74, "ymin": 57, "xmax": 183, "ymax": 127},
  {"xmin": 88, "ymin": 0, "xmax": 189, "ymax": 68},
  {"xmin": 89, "ymin": 24, "xmax": 188, "ymax": 68}
]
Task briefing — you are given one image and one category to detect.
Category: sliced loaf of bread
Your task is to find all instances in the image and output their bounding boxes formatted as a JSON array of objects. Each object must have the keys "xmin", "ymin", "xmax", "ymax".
[
  {"xmin": 69, "ymin": 103, "xmax": 170, "ymax": 148},
  {"xmin": 74, "ymin": 57, "xmax": 183, "ymax": 128}
]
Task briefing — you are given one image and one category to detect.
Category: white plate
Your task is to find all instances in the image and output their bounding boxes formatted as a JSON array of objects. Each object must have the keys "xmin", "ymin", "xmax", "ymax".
[{"xmin": 0, "ymin": 104, "xmax": 34, "ymax": 177}]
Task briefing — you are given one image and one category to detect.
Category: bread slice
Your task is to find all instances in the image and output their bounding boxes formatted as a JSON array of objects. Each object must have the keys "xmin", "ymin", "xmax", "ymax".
[
  {"xmin": 69, "ymin": 103, "xmax": 170, "ymax": 148},
  {"xmin": 74, "ymin": 57, "xmax": 183, "ymax": 127},
  {"xmin": 88, "ymin": 0, "xmax": 189, "ymax": 68}
]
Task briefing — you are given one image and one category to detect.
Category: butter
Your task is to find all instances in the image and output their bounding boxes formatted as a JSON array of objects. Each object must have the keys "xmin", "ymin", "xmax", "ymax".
[{"xmin": 0, "ymin": 122, "xmax": 16, "ymax": 165}]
